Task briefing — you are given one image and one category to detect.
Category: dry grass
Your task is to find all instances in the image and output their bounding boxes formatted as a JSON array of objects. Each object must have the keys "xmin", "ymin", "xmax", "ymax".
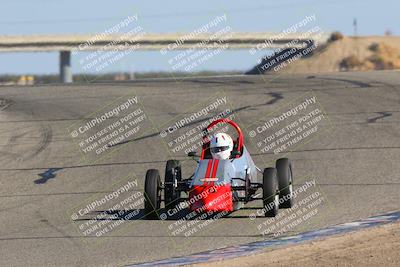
[
  {"xmin": 339, "ymin": 42, "xmax": 400, "ymax": 71},
  {"xmin": 280, "ymin": 36, "xmax": 400, "ymax": 74}
]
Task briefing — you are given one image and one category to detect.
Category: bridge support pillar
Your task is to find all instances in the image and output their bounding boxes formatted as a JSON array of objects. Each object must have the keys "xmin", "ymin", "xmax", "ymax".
[{"xmin": 60, "ymin": 51, "xmax": 72, "ymax": 83}]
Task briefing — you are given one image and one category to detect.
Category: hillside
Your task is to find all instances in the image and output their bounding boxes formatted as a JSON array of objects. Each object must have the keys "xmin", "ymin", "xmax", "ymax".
[{"xmin": 280, "ymin": 36, "xmax": 400, "ymax": 73}]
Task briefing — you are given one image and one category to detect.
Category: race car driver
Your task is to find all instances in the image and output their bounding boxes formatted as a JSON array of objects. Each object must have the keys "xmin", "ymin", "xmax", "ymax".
[{"xmin": 210, "ymin": 132, "xmax": 234, "ymax": 160}]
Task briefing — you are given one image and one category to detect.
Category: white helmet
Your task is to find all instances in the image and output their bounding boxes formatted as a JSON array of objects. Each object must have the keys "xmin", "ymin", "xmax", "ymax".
[{"xmin": 210, "ymin": 133, "xmax": 233, "ymax": 160}]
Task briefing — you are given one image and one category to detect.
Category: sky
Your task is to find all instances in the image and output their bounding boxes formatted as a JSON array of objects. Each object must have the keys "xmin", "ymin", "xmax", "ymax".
[{"xmin": 0, "ymin": 0, "xmax": 398, "ymax": 74}]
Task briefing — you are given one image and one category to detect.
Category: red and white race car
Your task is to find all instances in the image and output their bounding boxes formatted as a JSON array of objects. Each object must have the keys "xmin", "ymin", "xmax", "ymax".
[{"xmin": 144, "ymin": 118, "xmax": 293, "ymax": 219}]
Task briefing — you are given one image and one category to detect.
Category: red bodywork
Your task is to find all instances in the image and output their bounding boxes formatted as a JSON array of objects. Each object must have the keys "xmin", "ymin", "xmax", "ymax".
[
  {"xmin": 189, "ymin": 119, "xmax": 244, "ymax": 213},
  {"xmin": 188, "ymin": 183, "xmax": 233, "ymax": 212}
]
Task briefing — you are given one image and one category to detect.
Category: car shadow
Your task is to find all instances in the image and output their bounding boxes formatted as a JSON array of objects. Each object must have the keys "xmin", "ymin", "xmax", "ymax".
[{"xmin": 74, "ymin": 206, "xmax": 267, "ymax": 221}]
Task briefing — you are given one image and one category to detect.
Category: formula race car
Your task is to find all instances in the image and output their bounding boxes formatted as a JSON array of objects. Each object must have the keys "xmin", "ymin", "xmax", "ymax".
[{"xmin": 143, "ymin": 118, "xmax": 293, "ymax": 219}]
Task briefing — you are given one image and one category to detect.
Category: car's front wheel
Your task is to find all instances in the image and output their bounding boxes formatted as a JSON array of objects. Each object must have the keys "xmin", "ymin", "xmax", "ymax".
[
  {"xmin": 164, "ymin": 160, "xmax": 182, "ymax": 209},
  {"xmin": 144, "ymin": 169, "xmax": 161, "ymax": 219}
]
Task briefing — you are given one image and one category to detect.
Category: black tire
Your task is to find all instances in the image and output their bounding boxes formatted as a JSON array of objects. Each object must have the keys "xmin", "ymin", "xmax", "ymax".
[
  {"xmin": 263, "ymin": 168, "xmax": 279, "ymax": 217},
  {"xmin": 164, "ymin": 160, "xmax": 182, "ymax": 209},
  {"xmin": 276, "ymin": 158, "xmax": 293, "ymax": 209},
  {"xmin": 144, "ymin": 169, "xmax": 161, "ymax": 220}
]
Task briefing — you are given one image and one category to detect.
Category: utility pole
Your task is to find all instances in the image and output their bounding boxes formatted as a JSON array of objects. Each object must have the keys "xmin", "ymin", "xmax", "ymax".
[{"xmin": 353, "ymin": 18, "xmax": 358, "ymax": 37}]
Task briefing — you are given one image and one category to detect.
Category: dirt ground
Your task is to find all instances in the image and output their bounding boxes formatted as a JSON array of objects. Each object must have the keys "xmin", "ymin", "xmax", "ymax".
[
  {"xmin": 193, "ymin": 221, "xmax": 400, "ymax": 267},
  {"xmin": 282, "ymin": 36, "xmax": 400, "ymax": 73}
]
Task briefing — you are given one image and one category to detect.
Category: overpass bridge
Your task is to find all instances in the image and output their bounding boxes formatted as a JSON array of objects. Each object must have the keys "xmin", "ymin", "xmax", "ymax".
[{"xmin": 0, "ymin": 32, "xmax": 329, "ymax": 83}]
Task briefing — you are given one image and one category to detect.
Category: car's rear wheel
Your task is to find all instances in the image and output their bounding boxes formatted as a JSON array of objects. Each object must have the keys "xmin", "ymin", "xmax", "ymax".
[
  {"xmin": 276, "ymin": 158, "xmax": 293, "ymax": 208},
  {"xmin": 164, "ymin": 160, "xmax": 182, "ymax": 209},
  {"xmin": 144, "ymin": 169, "xmax": 161, "ymax": 219},
  {"xmin": 263, "ymin": 168, "xmax": 279, "ymax": 217}
]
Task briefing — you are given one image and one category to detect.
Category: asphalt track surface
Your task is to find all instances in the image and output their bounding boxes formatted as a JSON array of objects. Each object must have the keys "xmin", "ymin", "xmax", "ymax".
[{"xmin": 0, "ymin": 70, "xmax": 399, "ymax": 266}]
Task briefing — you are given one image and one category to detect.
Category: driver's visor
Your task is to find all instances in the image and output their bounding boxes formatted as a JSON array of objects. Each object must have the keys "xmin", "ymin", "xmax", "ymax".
[{"xmin": 210, "ymin": 146, "xmax": 230, "ymax": 153}]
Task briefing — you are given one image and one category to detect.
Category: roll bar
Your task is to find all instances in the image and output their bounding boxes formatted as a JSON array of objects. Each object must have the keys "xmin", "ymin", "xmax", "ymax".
[{"xmin": 202, "ymin": 118, "xmax": 244, "ymax": 159}]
